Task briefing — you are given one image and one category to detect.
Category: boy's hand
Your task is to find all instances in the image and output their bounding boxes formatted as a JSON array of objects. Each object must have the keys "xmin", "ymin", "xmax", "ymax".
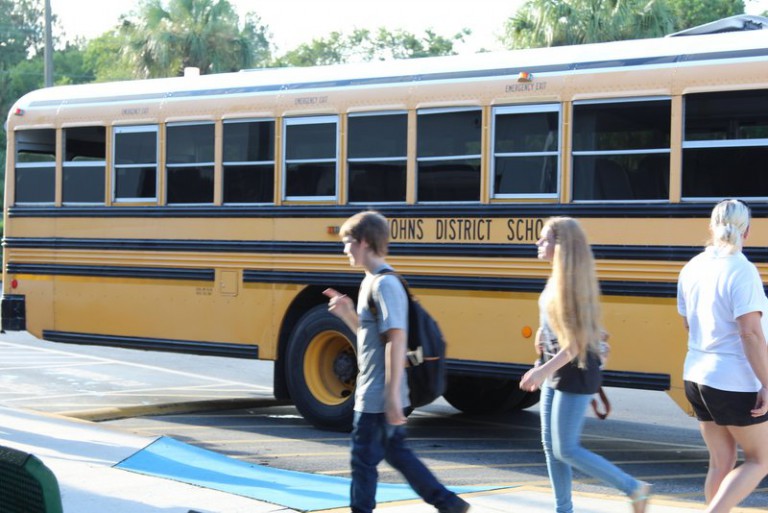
[
  {"xmin": 323, "ymin": 288, "xmax": 354, "ymax": 317},
  {"xmin": 386, "ymin": 399, "xmax": 407, "ymax": 426}
]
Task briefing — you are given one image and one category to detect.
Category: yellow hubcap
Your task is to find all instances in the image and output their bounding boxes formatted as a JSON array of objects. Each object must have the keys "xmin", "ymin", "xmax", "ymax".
[{"xmin": 304, "ymin": 330, "xmax": 356, "ymax": 406}]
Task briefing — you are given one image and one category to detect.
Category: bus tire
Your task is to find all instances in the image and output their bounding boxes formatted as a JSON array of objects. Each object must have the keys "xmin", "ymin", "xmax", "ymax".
[
  {"xmin": 443, "ymin": 375, "xmax": 539, "ymax": 414},
  {"xmin": 285, "ymin": 305, "xmax": 357, "ymax": 431}
]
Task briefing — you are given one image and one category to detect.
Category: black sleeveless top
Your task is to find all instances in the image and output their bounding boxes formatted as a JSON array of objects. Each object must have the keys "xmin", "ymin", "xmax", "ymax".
[{"xmin": 539, "ymin": 286, "xmax": 602, "ymax": 395}]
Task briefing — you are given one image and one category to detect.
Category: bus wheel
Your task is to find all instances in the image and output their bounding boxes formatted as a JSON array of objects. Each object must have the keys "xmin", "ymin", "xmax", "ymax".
[
  {"xmin": 443, "ymin": 375, "xmax": 539, "ymax": 414},
  {"xmin": 286, "ymin": 305, "xmax": 357, "ymax": 431}
]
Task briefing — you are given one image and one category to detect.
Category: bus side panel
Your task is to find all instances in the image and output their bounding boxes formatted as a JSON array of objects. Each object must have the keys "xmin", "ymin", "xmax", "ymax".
[
  {"xmin": 48, "ymin": 274, "xmax": 272, "ymax": 354},
  {"xmin": 418, "ymin": 288, "xmax": 689, "ymax": 410}
]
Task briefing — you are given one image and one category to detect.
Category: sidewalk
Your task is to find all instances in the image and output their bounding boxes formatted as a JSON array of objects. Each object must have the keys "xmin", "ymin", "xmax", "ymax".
[{"xmin": 0, "ymin": 405, "xmax": 727, "ymax": 513}]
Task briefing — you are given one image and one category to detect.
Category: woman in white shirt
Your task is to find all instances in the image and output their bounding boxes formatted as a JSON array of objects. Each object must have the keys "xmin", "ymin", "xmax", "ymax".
[{"xmin": 677, "ymin": 199, "xmax": 768, "ymax": 513}]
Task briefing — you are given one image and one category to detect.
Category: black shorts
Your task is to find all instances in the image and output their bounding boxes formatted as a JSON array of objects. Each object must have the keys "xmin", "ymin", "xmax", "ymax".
[{"xmin": 685, "ymin": 380, "xmax": 768, "ymax": 427}]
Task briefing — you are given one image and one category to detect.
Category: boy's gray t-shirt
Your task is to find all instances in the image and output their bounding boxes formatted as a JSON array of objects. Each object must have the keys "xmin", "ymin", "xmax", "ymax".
[{"xmin": 355, "ymin": 266, "xmax": 410, "ymax": 413}]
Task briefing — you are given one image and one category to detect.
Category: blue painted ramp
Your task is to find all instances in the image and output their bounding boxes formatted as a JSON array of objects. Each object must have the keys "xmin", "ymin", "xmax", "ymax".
[{"xmin": 116, "ymin": 437, "xmax": 499, "ymax": 511}]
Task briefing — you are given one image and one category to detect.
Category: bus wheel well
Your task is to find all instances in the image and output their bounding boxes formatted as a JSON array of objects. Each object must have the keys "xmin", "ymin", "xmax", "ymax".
[
  {"xmin": 274, "ymin": 284, "xmax": 358, "ymax": 401},
  {"xmin": 443, "ymin": 375, "xmax": 539, "ymax": 414}
]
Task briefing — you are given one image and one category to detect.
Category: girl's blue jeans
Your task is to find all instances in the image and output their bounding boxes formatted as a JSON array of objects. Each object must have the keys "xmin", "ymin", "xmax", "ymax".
[{"xmin": 540, "ymin": 384, "xmax": 640, "ymax": 513}]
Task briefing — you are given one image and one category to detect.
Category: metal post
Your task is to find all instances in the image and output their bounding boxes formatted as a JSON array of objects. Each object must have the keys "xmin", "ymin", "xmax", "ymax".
[{"xmin": 44, "ymin": 0, "xmax": 53, "ymax": 87}]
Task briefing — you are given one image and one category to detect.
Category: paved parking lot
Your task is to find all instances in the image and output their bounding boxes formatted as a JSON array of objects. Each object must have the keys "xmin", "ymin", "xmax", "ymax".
[{"xmin": 2, "ymin": 331, "xmax": 767, "ymax": 509}]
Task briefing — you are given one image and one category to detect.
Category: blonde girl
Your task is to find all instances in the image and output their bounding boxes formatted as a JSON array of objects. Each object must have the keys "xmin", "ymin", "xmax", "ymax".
[{"xmin": 521, "ymin": 216, "xmax": 650, "ymax": 513}]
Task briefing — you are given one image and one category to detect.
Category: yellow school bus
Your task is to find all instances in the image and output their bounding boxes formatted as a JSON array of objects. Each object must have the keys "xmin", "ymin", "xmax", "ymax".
[{"xmin": 3, "ymin": 19, "xmax": 768, "ymax": 430}]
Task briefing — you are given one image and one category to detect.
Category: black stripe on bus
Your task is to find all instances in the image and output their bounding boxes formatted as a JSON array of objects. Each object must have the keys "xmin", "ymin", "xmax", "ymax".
[
  {"xmin": 242, "ymin": 270, "xmax": 676, "ymax": 298},
  {"xmin": 42, "ymin": 330, "xmax": 258, "ymax": 359},
  {"xmin": 5, "ymin": 263, "xmax": 214, "ymax": 281},
  {"xmin": 11, "ymin": 202, "xmax": 768, "ymax": 219},
  {"xmin": 26, "ymin": 47, "xmax": 768, "ymax": 109},
  {"xmin": 6, "ymin": 236, "xmax": 768, "ymax": 263},
  {"xmin": 5, "ymin": 263, "xmax": 675, "ymax": 297},
  {"xmin": 446, "ymin": 358, "xmax": 670, "ymax": 391}
]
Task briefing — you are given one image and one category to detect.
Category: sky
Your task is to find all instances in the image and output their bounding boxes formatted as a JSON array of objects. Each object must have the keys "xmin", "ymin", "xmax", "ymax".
[
  {"xmin": 51, "ymin": 0, "xmax": 525, "ymax": 54},
  {"xmin": 51, "ymin": 0, "xmax": 768, "ymax": 55}
]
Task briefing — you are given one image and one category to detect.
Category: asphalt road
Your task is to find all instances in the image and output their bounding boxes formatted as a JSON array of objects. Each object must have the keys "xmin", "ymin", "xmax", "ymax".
[{"xmin": 1, "ymin": 330, "xmax": 766, "ymax": 509}]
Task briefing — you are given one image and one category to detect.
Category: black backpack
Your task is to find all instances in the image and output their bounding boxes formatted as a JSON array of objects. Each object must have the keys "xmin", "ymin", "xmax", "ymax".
[{"xmin": 368, "ymin": 270, "xmax": 447, "ymax": 408}]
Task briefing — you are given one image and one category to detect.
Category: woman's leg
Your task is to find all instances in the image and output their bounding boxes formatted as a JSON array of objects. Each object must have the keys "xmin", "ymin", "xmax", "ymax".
[
  {"xmin": 541, "ymin": 385, "xmax": 574, "ymax": 513},
  {"xmin": 706, "ymin": 421, "xmax": 768, "ymax": 513},
  {"xmin": 550, "ymin": 391, "xmax": 640, "ymax": 497},
  {"xmin": 698, "ymin": 421, "xmax": 738, "ymax": 502}
]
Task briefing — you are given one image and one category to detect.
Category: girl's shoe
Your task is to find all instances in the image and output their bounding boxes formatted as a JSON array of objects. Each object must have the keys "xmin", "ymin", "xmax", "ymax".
[{"xmin": 630, "ymin": 482, "xmax": 652, "ymax": 513}]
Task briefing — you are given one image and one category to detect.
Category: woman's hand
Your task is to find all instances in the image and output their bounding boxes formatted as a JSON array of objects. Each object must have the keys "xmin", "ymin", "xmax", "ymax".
[
  {"xmin": 751, "ymin": 387, "xmax": 768, "ymax": 417},
  {"xmin": 520, "ymin": 366, "xmax": 545, "ymax": 392}
]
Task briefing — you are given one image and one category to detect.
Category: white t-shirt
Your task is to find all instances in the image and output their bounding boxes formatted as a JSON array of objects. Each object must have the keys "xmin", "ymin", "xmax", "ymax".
[{"xmin": 677, "ymin": 246, "xmax": 767, "ymax": 392}]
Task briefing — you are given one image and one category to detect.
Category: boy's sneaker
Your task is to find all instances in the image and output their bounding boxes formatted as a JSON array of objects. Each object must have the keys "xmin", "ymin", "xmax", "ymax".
[{"xmin": 439, "ymin": 497, "xmax": 470, "ymax": 513}]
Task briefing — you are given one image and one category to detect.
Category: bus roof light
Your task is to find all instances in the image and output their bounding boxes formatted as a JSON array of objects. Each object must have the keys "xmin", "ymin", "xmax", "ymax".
[
  {"xmin": 327, "ymin": 226, "xmax": 340, "ymax": 235},
  {"xmin": 517, "ymin": 72, "xmax": 533, "ymax": 82},
  {"xmin": 13, "ymin": 108, "xmax": 24, "ymax": 116}
]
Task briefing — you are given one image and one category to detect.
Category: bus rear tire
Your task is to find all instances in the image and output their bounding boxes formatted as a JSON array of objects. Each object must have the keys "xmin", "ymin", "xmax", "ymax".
[
  {"xmin": 443, "ymin": 375, "xmax": 539, "ymax": 414},
  {"xmin": 285, "ymin": 305, "xmax": 357, "ymax": 431}
]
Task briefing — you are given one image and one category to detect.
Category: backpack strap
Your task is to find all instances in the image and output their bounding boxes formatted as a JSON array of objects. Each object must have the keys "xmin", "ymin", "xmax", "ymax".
[{"xmin": 366, "ymin": 269, "xmax": 410, "ymax": 315}]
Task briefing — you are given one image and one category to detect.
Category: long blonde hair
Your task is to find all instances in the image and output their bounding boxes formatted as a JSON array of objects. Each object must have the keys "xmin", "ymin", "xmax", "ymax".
[{"xmin": 545, "ymin": 217, "xmax": 602, "ymax": 366}]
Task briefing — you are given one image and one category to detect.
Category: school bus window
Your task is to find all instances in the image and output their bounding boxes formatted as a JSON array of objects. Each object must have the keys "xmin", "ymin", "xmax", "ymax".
[
  {"xmin": 682, "ymin": 89, "xmax": 768, "ymax": 198},
  {"xmin": 63, "ymin": 126, "xmax": 106, "ymax": 204},
  {"xmin": 348, "ymin": 112, "xmax": 407, "ymax": 203},
  {"xmin": 417, "ymin": 108, "xmax": 481, "ymax": 202},
  {"xmin": 572, "ymin": 98, "xmax": 670, "ymax": 201},
  {"xmin": 283, "ymin": 116, "xmax": 338, "ymax": 200},
  {"xmin": 492, "ymin": 105, "xmax": 559, "ymax": 198},
  {"xmin": 166, "ymin": 122, "xmax": 215, "ymax": 204},
  {"xmin": 223, "ymin": 120, "xmax": 275, "ymax": 204},
  {"xmin": 113, "ymin": 125, "xmax": 158, "ymax": 202},
  {"xmin": 14, "ymin": 128, "xmax": 56, "ymax": 204}
]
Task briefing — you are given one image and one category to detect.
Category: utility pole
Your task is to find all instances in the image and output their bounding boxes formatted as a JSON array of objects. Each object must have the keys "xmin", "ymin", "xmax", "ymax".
[{"xmin": 44, "ymin": 0, "xmax": 53, "ymax": 87}]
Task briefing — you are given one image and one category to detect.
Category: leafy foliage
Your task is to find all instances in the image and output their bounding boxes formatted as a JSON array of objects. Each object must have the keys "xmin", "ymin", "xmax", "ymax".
[
  {"xmin": 119, "ymin": 0, "xmax": 273, "ymax": 77},
  {"xmin": 667, "ymin": 0, "xmax": 745, "ymax": 31},
  {"xmin": 502, "ymin": 0, "xmax": 676, "ymax": 48},
  {"xmin": 274, "ymin": 27, "xmax": 469, "ymax": 66},
  {"xmin": 83, "ymin": 32, "xmax": 135, "ymax": 82}
]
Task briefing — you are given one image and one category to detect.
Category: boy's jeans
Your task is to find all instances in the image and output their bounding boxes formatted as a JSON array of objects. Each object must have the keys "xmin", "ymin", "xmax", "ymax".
[
  {"xmin": 350, "ymin": 411, "xmax": 463, "ymax": 513},
  {"xmin": 540, "ymin": 384, "xmax": 640, "ymax": 513}
]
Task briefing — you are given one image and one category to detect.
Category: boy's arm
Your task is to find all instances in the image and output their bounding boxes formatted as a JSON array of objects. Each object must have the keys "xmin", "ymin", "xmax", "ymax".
[
  {"xmin": 323, "ymin": 288, "xmax": 359, "ymax": 332},
  {"xmin": 384, "ymin": 328, "xmax": 407, "ymax": 426}
]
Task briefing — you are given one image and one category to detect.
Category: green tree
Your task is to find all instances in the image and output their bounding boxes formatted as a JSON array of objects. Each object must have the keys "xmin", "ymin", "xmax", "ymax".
[
  {"xmin": 1, "ymin": 0, "xmax": 51, "ymax": 116},
  {"xmin": 120, "ymin": 0, "xmax": 273, "ymax": 77},
  {"xmin": 667, "ymin": 0, "xmax": 744, "ymax": 31},
  {"xmin": 8, "ymin": 43, "xmax": 92, "ymax": 93},
  {"xmin": 83, "ymin": 31, "xmax": 136, "ymax": 82},
  {"xmin": 275, "ymin": 27, "xmax": 469, "ymax": 67},
  {"xmin": 501, "ymin": 0, "xmax": 674, "ymax": 48}
]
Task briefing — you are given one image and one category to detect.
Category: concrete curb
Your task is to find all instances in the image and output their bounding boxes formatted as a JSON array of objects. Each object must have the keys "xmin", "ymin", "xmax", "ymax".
[{"xmin": 60, "ymin": 397, "xmax": 291, "ymax": 422}]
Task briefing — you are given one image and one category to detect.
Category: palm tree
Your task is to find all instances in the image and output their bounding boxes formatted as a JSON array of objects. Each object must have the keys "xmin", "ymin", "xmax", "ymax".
[
  {"xmin": 501, "ymin": 0, "xmax": 675, "ymax": 48},
  {"xmin": 121, "ymin": 0, "xmax": 272, "ymax": 77}
]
